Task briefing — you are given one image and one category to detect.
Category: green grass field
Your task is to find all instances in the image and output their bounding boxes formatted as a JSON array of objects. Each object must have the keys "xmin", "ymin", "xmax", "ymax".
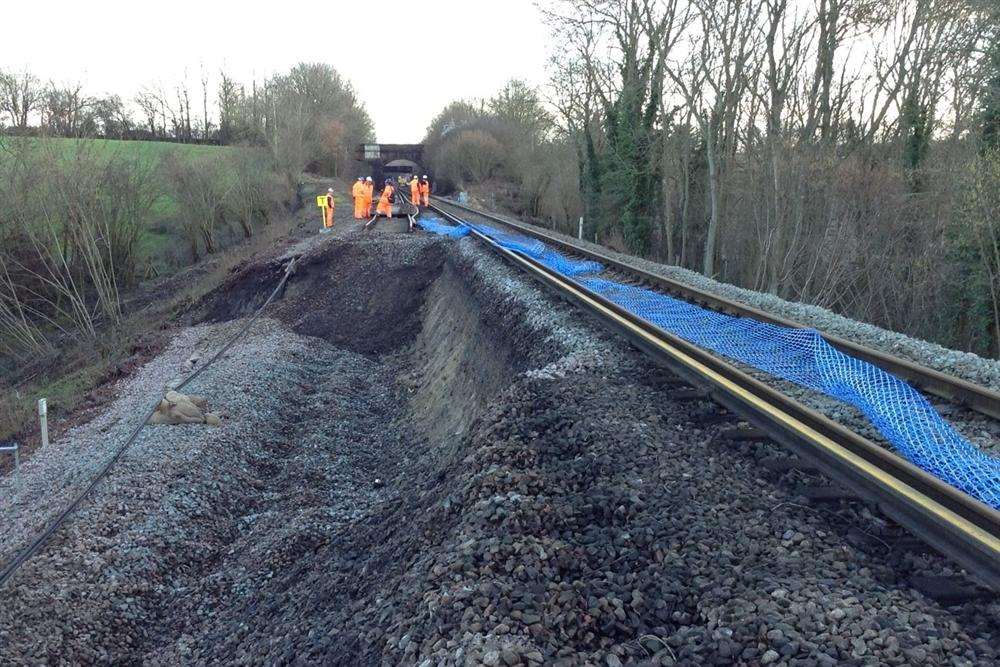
[
  {"xmin": 1, "ymin": 136, "xmax": 258, "ymax": 272},
  {"xmin": 2, "ymin": 135, "xmax": 233, "ymax": 161}
]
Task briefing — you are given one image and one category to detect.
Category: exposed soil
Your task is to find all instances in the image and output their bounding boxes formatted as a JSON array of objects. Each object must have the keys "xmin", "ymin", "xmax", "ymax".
[{"xmin": 0, "ymin": 220, "xmax": 997, "ymax": 665}]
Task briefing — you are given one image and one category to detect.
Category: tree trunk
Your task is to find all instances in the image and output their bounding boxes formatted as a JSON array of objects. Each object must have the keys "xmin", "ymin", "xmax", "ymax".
[{"xmin": 703, "ymin": 125, "xmax": 721, "ymax": 276}]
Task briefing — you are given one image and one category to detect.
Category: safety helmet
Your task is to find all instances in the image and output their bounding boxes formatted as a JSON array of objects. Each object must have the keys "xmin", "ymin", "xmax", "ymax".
[
  {"xmin": 422, "ymin": 175, "xmax": 428, "ymax": 178},
  {"xmin": 327, "ymin": 188, "xmax": 334, "ymax": 192},
  {"xmin": 358, "ymin": 177, "xmax": 363, "ymax": 181},
  {"xmin": 366, "ymin": 176, "xmax": 372, "ymax": 181}
]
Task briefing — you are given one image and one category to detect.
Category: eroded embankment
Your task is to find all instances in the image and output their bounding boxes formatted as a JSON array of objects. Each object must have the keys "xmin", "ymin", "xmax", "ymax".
[
  {"xmin": 175, "ymin": 236, "xmax": 1000, "ymax": 666},
  {"xmin": 0, "ymin": 233, "xmax": 996, "ymax": 666}
]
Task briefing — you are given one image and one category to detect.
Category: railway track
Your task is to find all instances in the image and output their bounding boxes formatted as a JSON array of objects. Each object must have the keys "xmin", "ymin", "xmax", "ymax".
[
  {"xmin": 364, "ymin": 188, "xmax": 419, "ymax": 231},
  {"xmin": 434, "ymin": 198, "xmax": 1000, "ymax": 422},
  {"xmin": 426, "ymin": 198, "xmax": 1000, "ymax": 592}
]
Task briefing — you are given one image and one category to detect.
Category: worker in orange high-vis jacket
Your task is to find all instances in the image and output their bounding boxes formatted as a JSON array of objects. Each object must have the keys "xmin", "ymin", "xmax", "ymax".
[
  {"xmin": 376, "ymin": 179, "xmax": 395, "ymax": 220},
  {"xmin": 364, "ymin": 176, "xmax": 374, "ymax": 217},
  {"xmin": 410, "ymin": 175, "xmax": 421, "ymax": 208},
  {"xmin": 352, "ymin": 177, "xmax": 365, "ymax": 219},
  {"xmin": 324, "ymin": 188, "xmax": 335, "ymax": 229},
  {"xmin": 419, "ymin": 175, "xmax": 431, "ymax": 206}
]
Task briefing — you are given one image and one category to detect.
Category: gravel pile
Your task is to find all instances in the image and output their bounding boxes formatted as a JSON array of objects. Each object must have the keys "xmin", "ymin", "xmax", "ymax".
[
  {"xmin": 436, "ymin": 199, "xmax": 1000, "ymax": 392},
  {"xmin": 0, "ymin": 319, "xmax": 253, "ymax": 563},
  {"xmin": 342, "ymin": 364, "xmax": 999, "ymax": 665},
  {"xmin": 0, "ymin": 317, "xmax": 400, "ymax": 662},
  {"xmin": 1, "ymin": 227, "xmax": 996, "ymax": 665}
]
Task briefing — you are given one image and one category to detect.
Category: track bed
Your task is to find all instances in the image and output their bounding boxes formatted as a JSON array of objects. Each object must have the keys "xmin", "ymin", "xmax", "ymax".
[{"xmin": 0, "ymin": 227, "xmax": 996, "ymax": 665}]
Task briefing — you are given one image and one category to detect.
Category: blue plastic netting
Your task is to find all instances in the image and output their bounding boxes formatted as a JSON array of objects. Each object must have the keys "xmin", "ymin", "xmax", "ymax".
[
  {"xmin": 416, "ymin": 215, "xmax": 471, "ymax": 238},
  {"xmin": 417, "ymin": 214, "xmax": 1000, "ymax": 509},
  {"xmin": 467, "ymin": 222, "xmax": 605, "ymax": 276}
]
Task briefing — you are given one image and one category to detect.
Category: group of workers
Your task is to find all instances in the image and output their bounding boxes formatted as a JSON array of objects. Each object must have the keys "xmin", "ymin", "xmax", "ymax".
[
  {"xmin": 410, "ymin": 175, "xmax": 431, "ymax": 208},
  {"xmin": 350, "ymin": 177, "xmax": 375, "ymax": 219},
  {"xmin": 349, "ymin": 174, "xmax": 431, "ymax": 222}
]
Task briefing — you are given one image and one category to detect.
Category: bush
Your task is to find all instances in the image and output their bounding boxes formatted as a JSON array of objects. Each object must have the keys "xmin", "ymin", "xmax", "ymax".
[
  {"xmin": 162, "ymin": 151, "xmax": 228, "ymax": 259},
  {"xmin": 223, "ymin": 149, "xmax": 286, "ymax": 238},
  {"xmin": 436, "ymin": 130, "xmax": 505, "ymax": 187},
  {"xmin": 0, "ymin": 139, "xmax": 152, "ymax": 355}
]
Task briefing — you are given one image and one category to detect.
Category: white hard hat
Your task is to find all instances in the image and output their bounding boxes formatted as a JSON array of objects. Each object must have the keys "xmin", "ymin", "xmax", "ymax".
[
  {"xmin": 327, "ymin": 188, "xmax": 334, "ymax": 192},
  {"xmin": 358, "ymin": 177, "xmax": 363, "ymax": 180},
  {"xmin": 423, "ymin": 175, "xmax": 428, "ymax": 178},
  {"xmin": 366, "ymin": 176, "xmax": 372, "ymax": 181}
]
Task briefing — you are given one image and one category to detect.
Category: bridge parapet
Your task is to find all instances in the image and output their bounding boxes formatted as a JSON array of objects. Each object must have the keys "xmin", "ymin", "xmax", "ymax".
[{"xmin": 356, "ymin": 143, "xmax": 427, "ymax": 184}]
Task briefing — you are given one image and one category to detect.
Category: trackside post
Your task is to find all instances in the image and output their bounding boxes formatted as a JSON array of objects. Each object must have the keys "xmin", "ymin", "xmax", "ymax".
[{"xmin": 38, "ymin": 398, "xmax": 49, "ymax": 448}]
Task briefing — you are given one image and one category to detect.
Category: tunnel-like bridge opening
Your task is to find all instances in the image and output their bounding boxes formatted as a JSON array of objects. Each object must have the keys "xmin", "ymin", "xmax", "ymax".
[
  {"xmin": 356, "ymin": 143, "xmax": 428, "ymax": 185},
  {"xmin": 384, "ymin": 159, "xmax": 421, "ymax": 180}
]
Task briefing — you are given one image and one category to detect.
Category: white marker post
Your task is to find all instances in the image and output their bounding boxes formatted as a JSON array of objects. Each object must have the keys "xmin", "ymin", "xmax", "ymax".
[
  {"xmin": 38, "ymin": 398, "xmax": 49, "ymax": 449},
  {"xmin": 578, "ymin": 217, "xmax": 584, "ymax": 240}
]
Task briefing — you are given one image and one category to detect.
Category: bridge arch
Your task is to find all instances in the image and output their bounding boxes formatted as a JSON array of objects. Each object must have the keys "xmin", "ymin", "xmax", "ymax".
[{"xmin": 356, "ymin": 144, "xmax": 429, "ymax": 185}]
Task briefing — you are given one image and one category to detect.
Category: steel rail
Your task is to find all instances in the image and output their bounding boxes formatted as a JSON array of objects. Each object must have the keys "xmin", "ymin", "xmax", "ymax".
[
  {"xmin": 365, "ymin": 187, "xmax": 419, "ymax": 230},
  {"xmin": 396, "ymin": 188, "xmax": 420, "ymax": 230},
  {"xmin": 428, "ymin": 202, "xmax": 1000, "ymax": 591},
  {"xmin": 432, "ymin": 197, "xmax": 1000, "ymax": 421}
]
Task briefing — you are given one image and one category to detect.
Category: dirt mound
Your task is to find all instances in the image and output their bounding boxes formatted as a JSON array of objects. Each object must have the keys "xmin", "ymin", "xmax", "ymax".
[{"xmin": 201, "ymin": 236, "xmax": 445, "ymax": 355}]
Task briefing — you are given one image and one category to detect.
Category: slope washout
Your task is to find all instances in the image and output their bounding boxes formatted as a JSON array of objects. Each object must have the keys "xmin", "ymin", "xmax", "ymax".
[{"xmin": 0, "ymin": 233, "xmax": 995, "ymax": 665}]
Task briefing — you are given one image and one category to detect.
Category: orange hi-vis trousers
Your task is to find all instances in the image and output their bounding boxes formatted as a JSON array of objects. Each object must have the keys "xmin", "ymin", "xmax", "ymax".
[
  {"xmin": 352, "ymin": 184, "xmax": 364, "ymax": 218},
  {"xmin": 377, "ymin": 187, "xmax": 394, "ymax": 216}
]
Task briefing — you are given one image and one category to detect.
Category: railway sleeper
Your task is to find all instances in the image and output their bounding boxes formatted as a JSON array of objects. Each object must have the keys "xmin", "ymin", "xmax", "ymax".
[
  {"xmin": 668, "ymin": 387, "xmax": 710, "ymax": 401},
  {"xmin": 720, "ymin": 425, "xmax": 768, "ymax": 442},
  {"xmin": 760, "ymin": 456, "xmax": 820, "ymax": 473},
  {"xmin": 908, "ymin": 574, "xmax": 996, "ymax": 605},
  {"xmin": 793, "ymin": 484, "xmax": 859, "ymax": 503},
  {"xmin": 698, "ymin": 409, "xmax": 738, "ymax": 425}
]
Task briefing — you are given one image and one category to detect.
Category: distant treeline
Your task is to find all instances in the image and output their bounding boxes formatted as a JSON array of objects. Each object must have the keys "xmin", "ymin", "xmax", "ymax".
[
  {"xmin": 0, "ymin": 62, "xmax": 374, "ymax": 173},
  {"xmin": 425, "ymin": 0, "xmax": 1000, "ymax": 359},
  {"xmin": 1, "ymin": 125, "xmax": 225, "ymax": 145}
]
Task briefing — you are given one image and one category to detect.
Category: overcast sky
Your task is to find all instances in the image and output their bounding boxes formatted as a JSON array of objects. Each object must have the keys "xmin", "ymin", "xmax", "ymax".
[{"xmin": 0, "ymin": 0, "xmax": 552, "ymax": 141}]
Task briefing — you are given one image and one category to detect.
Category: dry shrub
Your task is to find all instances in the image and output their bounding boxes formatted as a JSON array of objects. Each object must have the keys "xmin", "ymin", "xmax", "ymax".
[
  {"xmin": 224, "ymin": 149, "xmax": 286, "ymax": 239},
  {"xmin": 437, "ymin": 130, "xmax": 505, "ymax": 186},
  {"xmin": 0, "ymin": 139, "xmax": 152, "ymax": 355},
  {"xmin": 162, "ymin": 151, "xmax": 227, "ymax": 259}
]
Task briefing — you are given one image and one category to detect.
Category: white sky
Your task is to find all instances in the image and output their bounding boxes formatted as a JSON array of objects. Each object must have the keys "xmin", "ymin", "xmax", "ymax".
[{"xmin": 0, "ymin": 0, "xmax": 552, "ymax": 141}]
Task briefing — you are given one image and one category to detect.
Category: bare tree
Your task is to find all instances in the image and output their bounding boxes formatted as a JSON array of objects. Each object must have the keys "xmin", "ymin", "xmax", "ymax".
[
  {"xmin": 41, "ymin": 81, "xmax": 93, "ymax": 137},
  {"xmin": 0, "ymin": 68, "xmax": 43, "ymax": 129},
  {"xmin": 201, "ymin": 65, "xmax": 212, "ymax": 141},
  {"xmin": 135, "ymin": 88, "xmax": 160, "ymax": 135},
  {"xmin": 667, "ymin": 0, "xmax": 763, "ymax": 276},
  {"xmin": 754, "ymin": 0, "xmax": 813, "ymax": 293}
]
